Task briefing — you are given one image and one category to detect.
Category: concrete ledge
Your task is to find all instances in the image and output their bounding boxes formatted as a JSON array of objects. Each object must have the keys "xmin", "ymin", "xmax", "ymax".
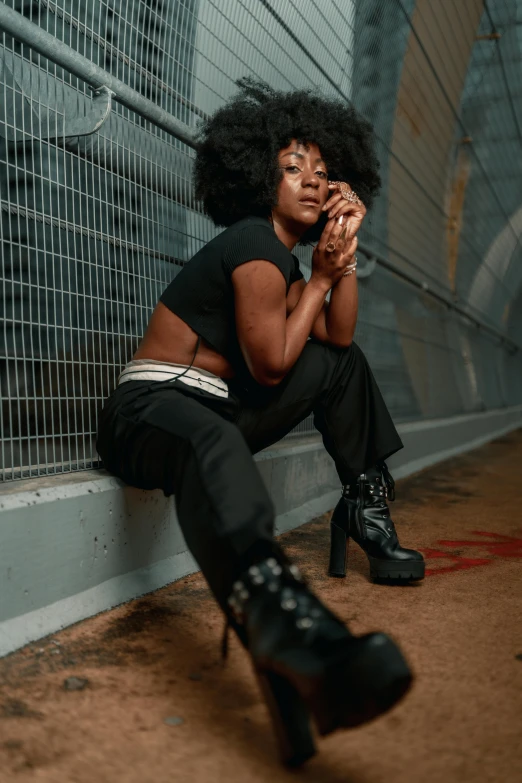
[
  {"xmin": 387, "ymin": 405, "xmax": 522, "ymax": 479},
  {"xmin": 1, "ymin": 404, "xmax": 521, "ymax": 657}
]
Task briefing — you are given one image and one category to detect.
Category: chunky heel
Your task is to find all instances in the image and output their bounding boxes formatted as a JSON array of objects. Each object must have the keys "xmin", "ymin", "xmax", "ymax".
[
  {"xmin": 256, "ymin": 669, "xmax": 316, "ymax": 767},
  {"xmin": 329, "ymin": 521, "xmax": 348, "ymax": 577},
  {"xmin": 227, "ymin": 556, "xmax": 414, "ymax": 767},
  {"xmin": 334, "ymin": 632, "xmax": 413, "ymax": 728},
  {"xmin": 331, "ymin": 465, "xmax": 425, "ymax": 583}
]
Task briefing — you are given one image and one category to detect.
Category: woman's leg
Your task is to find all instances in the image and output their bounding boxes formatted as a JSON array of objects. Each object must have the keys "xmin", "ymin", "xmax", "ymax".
[
  {"xmin": 96, "ymin": 377, "xmax": 413, "ymax": 763},
  {"xmin": 234, "ymin": 339, "xmax": 402, "ymax": 477},
  {"xmin": 233, "ymin": 340, "xmax": 423, "ymax": 581},
  {"xmin": 96, "ymin": 381, "xmax": 278, "ymax": 610}
]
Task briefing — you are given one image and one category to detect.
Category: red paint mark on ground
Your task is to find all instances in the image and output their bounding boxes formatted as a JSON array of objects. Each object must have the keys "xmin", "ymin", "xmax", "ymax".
[
  {"xmin": 423, "ymin": 548, "xmax": 491, "ymax": 576},
  {"xmin": 437, "ymin": 532, "xmax": 522, "ymax": 558},
  {"xmin": 422, "ymin": 532, "xmax": 522, "ymax": 576}
]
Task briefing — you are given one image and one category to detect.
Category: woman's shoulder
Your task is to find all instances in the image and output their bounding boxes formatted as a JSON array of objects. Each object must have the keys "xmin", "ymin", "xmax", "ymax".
[
  {"xmin": 201, "ymin": 217, "xmax": 274, "ymax": 256},
  {"xmin": 222, "ymin": 216, "xmax": 291, "ymax": 252},
  {"xmin": 224, "ymin": 215, "xmax": 277, "ymax": 237},
  {"xmin": 220, "ymin": 216, "xmax": 294, "ymax": 282}
]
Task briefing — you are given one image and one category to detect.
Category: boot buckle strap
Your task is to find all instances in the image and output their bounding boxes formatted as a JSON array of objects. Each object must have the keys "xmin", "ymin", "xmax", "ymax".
[
  {"xmin": 369, "ymin": 486, "xmax": 387, "ymax": 498},
  {"xmin": 227, "ymin": 559, "xmax": 304, "ymax": 623}
]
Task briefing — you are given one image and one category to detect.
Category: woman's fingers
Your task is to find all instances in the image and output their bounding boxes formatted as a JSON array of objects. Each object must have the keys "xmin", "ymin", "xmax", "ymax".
[
  {"xmin": 322, "ymin": 214, "xmax": 349, "ymax": 252},
  {"xmin": 328, "ymin": 204, "xmax": 365, "ymax": 240},
  {"xmin": 328, "ymin": 198, "xmax": 366, "ymax": 221},
  {"xmin": 323, "ymin": 183, "xmax": 366, "ymax": 232},
  {"xmin": 343, "ymin": 235, "xmax": 358, "ymax": 258},
  {"xmin": 314, "ymin": 218, "xmax": 357, "ymax": 283},
  {"xmin": 326, "ymin": 181, "xmax": 345, "ymax": 194},
  {"xmin": 336, "ymin": 231, "xmax": 357, "ymax": 259},
  {"xmin": 322, "ymin": 190, "xmax": 343, "ymax": 214},
  {"xmin": 323, "ymin": 180, "xmax": 354, "ymax": 213},
  {"xmin": 316, "ymin": 216, "xmax": 336, "ymax": 256},
  {"xmin": 327, "ymin": 210, "xmax": 355, "ymax": 242}
]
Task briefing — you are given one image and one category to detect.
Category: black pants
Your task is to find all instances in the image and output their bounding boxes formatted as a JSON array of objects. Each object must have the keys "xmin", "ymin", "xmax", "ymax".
[{"xmin": 96, "ymin": 341, "xmax": 402, "ymax": 610}]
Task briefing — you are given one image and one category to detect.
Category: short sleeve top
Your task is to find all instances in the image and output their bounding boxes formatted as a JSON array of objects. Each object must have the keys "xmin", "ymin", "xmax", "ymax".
[{"xmin": 160, "ymin": 216, "xmax": 304, "ymax": 364}]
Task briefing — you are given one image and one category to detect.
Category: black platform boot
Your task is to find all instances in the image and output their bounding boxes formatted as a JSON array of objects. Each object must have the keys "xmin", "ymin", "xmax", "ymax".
[
  {"xmin": 328, "ymin": 461, "xmax": 425, "ymax": 582},
  {"xmin": 226, "ymin": 556, "xmax": 412, "ymax": 767}
]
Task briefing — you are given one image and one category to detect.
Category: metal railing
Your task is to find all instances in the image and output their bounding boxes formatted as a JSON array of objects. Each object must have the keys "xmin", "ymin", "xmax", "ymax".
[
  {"xmin": 1, "ymin": 4, "xmax": 517, "ymax": 353},
  {"xmin": 1, "ymin": 0, "xmax": 521, "ymax": 481}
]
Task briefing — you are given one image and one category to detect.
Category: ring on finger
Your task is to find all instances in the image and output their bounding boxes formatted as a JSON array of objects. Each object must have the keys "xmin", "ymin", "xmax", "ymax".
[
  {"xmin": 325, "ymin": 241, "xmax": 336, "ymax": 253},
  {"xmin": 345, "ymin": 191, "xmax": 364, "ymax": 206},
  {"xmin": 330, "ymin": 180, "xmax": 364, "ymax": 207},
  {"xmin": 336, "ymin": 225, "xmax": 354, "ymax": 249}
]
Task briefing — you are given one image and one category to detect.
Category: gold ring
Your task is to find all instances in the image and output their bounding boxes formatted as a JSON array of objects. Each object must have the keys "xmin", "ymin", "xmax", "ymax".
[
  {"xmin": 325, "ymin": 241, "xmax": 336, "ymax": 253},
  {"xmin": 329, "ymin": 181, "xmax": 364, "ymax": 207}
]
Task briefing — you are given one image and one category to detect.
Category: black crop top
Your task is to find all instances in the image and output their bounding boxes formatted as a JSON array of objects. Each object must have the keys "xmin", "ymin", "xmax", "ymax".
[{"xmin": 160, "ymin": 216, "xmax": 304, "ymax": 370}]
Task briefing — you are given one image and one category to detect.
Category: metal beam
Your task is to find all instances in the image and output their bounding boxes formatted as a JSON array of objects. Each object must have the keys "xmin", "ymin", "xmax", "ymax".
[{"xmin": 0, "ymin": 2, "xmax": 198, "ymax": 148}]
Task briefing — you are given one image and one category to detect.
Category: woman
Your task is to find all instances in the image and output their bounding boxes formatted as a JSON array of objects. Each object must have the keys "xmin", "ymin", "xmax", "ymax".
[{"xmin": 96, "ymin": 79, "xmax": 423, "ymax": 766}]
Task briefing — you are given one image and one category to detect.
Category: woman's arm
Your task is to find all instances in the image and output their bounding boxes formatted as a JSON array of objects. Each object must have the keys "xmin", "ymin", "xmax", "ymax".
[
  {"xmin": 232, "ymin": 215, "xmax": 355, "ymax": 385},
  {"xmin": 292, "ymin": 179, "xmax": 365, "ymax": 346},
  {"xmin": 286, "ymin": 270, "xmax": 358, "ymax": 347},
  {"xmin": 325, "ymin": 271, "xmax": 358, "ymax": 345},
  {"xmin": 232, "ymin": 260, "xmax": 330, "ymax": 386}
]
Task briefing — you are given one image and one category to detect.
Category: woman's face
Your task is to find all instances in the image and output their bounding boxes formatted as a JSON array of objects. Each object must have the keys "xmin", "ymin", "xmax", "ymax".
[{"xmin": 272, "ymin": 140, "xmax": 329, "ymax": 230}]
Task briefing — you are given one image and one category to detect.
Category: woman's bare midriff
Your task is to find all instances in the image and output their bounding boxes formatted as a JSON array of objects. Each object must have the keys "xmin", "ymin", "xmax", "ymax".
[{"xmin": 133, "ymin": 302, "xmax": 236, "ymax": 379}]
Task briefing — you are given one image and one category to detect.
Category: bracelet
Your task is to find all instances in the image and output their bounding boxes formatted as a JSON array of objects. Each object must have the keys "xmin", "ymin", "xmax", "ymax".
[{"xmin": 342, "ymin": 258, "xmax": 357, "ymax": 277}]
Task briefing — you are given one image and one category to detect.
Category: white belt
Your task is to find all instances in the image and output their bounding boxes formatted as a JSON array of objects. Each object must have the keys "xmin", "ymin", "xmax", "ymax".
[{"xmin": 118, "ymin": 360, "xmax": 229, "ymax": 398}]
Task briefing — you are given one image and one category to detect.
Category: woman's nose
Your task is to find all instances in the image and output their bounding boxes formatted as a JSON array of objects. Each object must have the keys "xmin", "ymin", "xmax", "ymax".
[{"xmin": 302, "ymin": 168, "xmax": 320, "ymax": 187}]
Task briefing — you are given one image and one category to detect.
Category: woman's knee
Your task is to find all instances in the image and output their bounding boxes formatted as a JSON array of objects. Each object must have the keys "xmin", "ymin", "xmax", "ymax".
[{"xmin": 190, "ymin": 416, "xmax": 252, "ymax": 475}]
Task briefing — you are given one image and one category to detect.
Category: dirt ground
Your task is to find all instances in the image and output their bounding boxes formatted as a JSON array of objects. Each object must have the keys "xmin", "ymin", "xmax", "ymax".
[{"xmin": 1, "ymin": 430, "xmax": 521, "ymax": 783}]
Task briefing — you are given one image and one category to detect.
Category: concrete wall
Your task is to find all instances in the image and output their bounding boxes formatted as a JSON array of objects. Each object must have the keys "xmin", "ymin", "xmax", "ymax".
[{"xmin": 1, "ymin": 405, "xmax": 521, "ymax": 658}]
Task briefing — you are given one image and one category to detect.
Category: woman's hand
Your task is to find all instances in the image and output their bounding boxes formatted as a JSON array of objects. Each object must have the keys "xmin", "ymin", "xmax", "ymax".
[
  {"xmin": 311, "ymin": 215, "xmax": 359, "ymax": 290},
  {"xmin": 323, "ymin": 181, "xmax": 367, "ymax": 241}
]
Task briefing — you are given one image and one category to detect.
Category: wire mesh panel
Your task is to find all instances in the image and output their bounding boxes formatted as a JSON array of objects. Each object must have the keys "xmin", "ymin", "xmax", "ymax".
[
  {"xmin": 0, "ymin": 0, "xmax": 210, "ymax": 479},
  {"xmin": 1, "ymin": 0, "xmax": 521, "ymax": 481}
]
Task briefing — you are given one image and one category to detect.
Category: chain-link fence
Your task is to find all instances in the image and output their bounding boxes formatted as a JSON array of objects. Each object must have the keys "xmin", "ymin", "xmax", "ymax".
[{"xmin": 1, "ymin": 0, "xmax": 521, "ymax": 481}]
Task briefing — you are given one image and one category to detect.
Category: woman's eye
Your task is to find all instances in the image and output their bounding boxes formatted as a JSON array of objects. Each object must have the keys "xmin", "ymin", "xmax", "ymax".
[
  {"xmin": 316, "ymin": 171, "xmax": 327, "ymax": 178},
  {"xmin": 285, "ymin": 166, "xmax": 301, "ymax": 173}
]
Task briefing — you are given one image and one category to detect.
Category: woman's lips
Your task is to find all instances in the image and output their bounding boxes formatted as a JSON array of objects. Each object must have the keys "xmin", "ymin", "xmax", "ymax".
[{"xmin": 299, "ymin": 199, "xmax": 320, "ymax": 207}]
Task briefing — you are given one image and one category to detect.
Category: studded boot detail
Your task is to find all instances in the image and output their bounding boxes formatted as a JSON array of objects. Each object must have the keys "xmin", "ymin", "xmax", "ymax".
[
  {"xmin": 329, "ymin": 461, "xmax": 425, "ymax": 581},
  {"xmin": 225, "ymin": 556, "xmax": 413, "ymax": 767}
]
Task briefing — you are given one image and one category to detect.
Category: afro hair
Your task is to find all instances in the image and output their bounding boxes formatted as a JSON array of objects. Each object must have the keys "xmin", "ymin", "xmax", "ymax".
[{"xmin": 194, "ymin": 78, "xmax": 381, "ymax": 244}]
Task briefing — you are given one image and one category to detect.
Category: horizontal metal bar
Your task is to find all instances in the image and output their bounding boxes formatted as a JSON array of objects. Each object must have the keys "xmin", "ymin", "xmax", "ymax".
[
  {"xmin": 358, "ymin": 242, "xmax": 520, "ymax": 354},
  {"xmin": 41, "ymin": 0, "xmax": 208, "ymax": 121},
  {"xmin": 0, "ymin": 3, "xmax": 198, "ymax": 147},
  {"xmin": 0, "ymin": 4, "xmax": 518, "ymax": 354},
  {"xmin": 0, "ymin": 200, "xmax": 184, "ymax": 267}
]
